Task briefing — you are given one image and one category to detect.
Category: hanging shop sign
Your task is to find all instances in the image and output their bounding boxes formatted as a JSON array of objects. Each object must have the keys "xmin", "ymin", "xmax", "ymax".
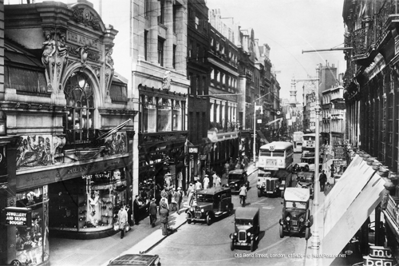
[
  {"xmin": 3, "ymin": 207, "xmax": 32, "ymax": 227},
  {"xmin": 188, "ymin": 147, "xmax": 198, "ymax": 154}
]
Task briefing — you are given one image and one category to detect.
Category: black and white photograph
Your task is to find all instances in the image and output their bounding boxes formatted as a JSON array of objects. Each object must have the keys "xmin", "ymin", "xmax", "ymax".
[{"xmin": 0, "ymin": 0, "xmax": 398, "ymax": 266}]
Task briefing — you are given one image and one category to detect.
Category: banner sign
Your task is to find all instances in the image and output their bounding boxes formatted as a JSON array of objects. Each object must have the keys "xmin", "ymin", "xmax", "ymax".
[{"xmin": 4, "ymin": 207, "xmax": 32, "ymax": 227}]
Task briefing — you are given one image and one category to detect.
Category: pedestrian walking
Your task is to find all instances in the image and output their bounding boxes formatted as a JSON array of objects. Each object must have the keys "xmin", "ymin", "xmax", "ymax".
[
  {"xmin": 170, "ymin": 189, "xmax": 177, "ymax": 211},
  {"xmin": 195, "ymin": 179, "xmax": 203, "ymax": 191},
  {"xmin": 213, "ymin": 173, "xmax": 221, "ymax": 188},
  {"xmin": 243, "ymin": 155, "xmax": 249, "ymax": 169},
  {"xmin": 319, "ymin": 170, "xmax": 327, "ymax": 192},
  {"xmin": 235, "ymin": 159, "xmax": 244, "ymax": 170},
  {"xmin": 187, "ymin": 183, "xmax": 195, "ymax": 207},
  {"xmin": 239, "ymin": 184, "xmax": 248, "ymax": 207},
  {"xmin": 133, "ymin": 195, "xmax": 142, "ymax": 225},
  {"xmin": 117, "ymin": 205, "xmax": 128, "ymax": 239},
  {"xmin": 148, "ymin": 198, "xmax": 158, "ymax": 227},
  {"xmin": 203, "ymin": 174, "xmax": 210, "ymax": 189},
  {"xmin": 174, "ymin": 187, "xmax": 183, "ymax": 211},
  {"xmin": 159, "ymin": 202, "xmax": 170, "ymax": 236}
]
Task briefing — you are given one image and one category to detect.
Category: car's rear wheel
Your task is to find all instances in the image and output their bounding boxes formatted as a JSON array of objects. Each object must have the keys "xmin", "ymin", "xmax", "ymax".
[
  {"xmin": 257, "ymin": 189, "xmax": 262, "ymax": 197},
  {"xmin": 187, "ymin": 213, "xmax": 192, "ymax": 224},
  {"xmin": 280, "ymin": 190, "xmax": 284, "ymax": 198},
  {"xmin": 279, "ymin": 225, "xmax": 284, "ymax": 238},
  {"xmin": 230, "ymin": 241, "xmax": 235, "ymax": 251},
  {"xmin": 206, "ymin": 215, "xmax": 212, "ymax": 226}
]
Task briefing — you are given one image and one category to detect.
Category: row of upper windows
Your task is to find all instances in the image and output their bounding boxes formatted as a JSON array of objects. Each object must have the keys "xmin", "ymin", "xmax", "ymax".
[
  {"xmin": 210, "ymin": 69, "xmax": 237, "ymax": 92},
  {"xmin": 188, "ymin": 74, "xmax": 207, "ymax": 96},
  {"xmin": 188, "ymin": 40, "xmax": 206, "ymax": 63},
  {"xmin": 210, "ymin": 37, "xmax": 238, "ymax": 67}
]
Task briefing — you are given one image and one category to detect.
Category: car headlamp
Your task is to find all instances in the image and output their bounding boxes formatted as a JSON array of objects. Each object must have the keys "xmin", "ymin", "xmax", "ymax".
[
  {"xmin": 247, "ymin": 232, "xmax": 251, "ymax": 236},
  {"xmin": 299, "ymin": 216, "xmax": 304, "ymax": 222},
  {"xmin": 201, "ymin": 209, "xmax": 204, "ymax": 213},
  {"xmin": 190, "ymin": 207, "xmax": 194, "ymax": 212},
  {"xmin": 234, "ymin": 232, "xmax": 237, "ymax": 236},
  {"xmin": 230, "ymin": 233, "xmax": 233, "ymax": 239},
  {"xmin": 286, "ymin": 216, "xmax": 291, "ymax": 221}
]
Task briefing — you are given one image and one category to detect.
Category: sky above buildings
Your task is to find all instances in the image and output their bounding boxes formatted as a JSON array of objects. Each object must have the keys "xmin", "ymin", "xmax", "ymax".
[{"xmin": 207, "ymin": 0, "xmax": 346, "ymax": 103}]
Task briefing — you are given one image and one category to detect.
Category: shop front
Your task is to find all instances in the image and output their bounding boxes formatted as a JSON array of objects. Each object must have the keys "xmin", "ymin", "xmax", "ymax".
[
  {"xmin": 138, "ymin": 133, "xmax": 187, "ymax": 201},
  {"xmin": 15, "ymin": 147, "xmax": 132, "ymax": 240}
]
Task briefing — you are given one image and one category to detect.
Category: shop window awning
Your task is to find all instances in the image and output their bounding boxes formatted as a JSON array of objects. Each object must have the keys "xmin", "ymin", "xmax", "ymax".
[
  {"xmin": 318, "ymin": 155, "xmax": 386, "ymax": 265},
  {"xmin": 207, "ymin": 131, "xmax": 239, "ymax": 143}
]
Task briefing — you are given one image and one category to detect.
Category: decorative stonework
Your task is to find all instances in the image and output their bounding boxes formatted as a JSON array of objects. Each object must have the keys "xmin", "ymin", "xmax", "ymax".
[
  {"xmin": 41, "ymin": 30, "xmax": 69, "ymax": 92},
  {"xmin": 16, "ymin": 135, "xmax": 66, "ymax": 170},
  {"xmin": 72, "ymin": 6, "xmax": 101, "ymax": 30}
]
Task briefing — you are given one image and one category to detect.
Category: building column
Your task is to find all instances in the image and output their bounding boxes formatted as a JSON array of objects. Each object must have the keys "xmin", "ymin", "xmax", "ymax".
[
  {"xmin": 174, "ymin": 4, "xmax": 187, "ymax": 73},
  {"xmin": 149, "ymin": 0, "xmax": 159, "ymax": 64},
  {"xmin": 164, "ymin": 0, "xmax": 173, "ymax": 69}
]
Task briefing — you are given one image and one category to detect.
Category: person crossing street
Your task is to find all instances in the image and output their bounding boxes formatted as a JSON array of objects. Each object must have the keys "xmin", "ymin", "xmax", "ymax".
[{"xmin": 238, "ymin": 184, "xmax": 248, "ymax": 207}]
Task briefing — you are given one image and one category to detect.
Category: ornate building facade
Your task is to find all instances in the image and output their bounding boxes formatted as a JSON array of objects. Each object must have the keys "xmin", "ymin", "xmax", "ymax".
[{"xmin": 0, "ymin": 1, "xmax": 137, "ymax": 265}]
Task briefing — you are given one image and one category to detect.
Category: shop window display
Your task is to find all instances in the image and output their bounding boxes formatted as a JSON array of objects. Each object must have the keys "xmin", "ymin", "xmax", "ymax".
[
  {"xmin": 15, "ymin": 187, "xmax": 49, "ymax": 266},
  {"xmin": 49, "ymin": 168, "xmax": 127, "ymax": 232}
]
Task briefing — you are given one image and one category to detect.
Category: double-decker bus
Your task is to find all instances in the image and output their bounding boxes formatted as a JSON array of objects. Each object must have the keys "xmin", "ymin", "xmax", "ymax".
[
  {"xmin": 257, "ymin": 141, "xmax": 294, "ymax": 171},
  {"xmin": 302, "ymin": 133, "xmax": 316, "ymax": 151},
  {"xmin": 293, "ymin": 131, "xmax": 304, "ymax": 153}
]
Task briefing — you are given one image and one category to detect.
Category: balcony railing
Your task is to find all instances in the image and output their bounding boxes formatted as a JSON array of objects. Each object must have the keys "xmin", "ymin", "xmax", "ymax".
[
  {"xmin": 348, "ymin": 0, "xmax": 399, "ymax": 62},
  {"xmin": 384, "ymin": 195, "xmax": 399, "ymax": 233}
]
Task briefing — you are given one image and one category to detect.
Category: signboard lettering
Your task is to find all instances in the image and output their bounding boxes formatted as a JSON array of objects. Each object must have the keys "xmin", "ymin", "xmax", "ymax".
[
  {"xmin": 4, "ymin": 207, "xmax": 31, "ymax": 227},
  {"xmin": 67, "ymin": 31, "xmax": 99, "ymax": 50}
]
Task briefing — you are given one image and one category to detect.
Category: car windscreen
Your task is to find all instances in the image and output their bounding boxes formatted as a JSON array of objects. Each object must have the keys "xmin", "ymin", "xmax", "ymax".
[
  {"xmin": 285, "ymin": 201, "xmax": 307, "ymax": 209},
  {"xmin": 235, "ymin": 219, "xmax": 253, "ymax": 226},
  {"xmin": 229, "ymin": 174, "xmax": 243, "ymax": 180},
  {"xmin": 196, "ymin": 194, "xmax": 213, "ymax": 203}
]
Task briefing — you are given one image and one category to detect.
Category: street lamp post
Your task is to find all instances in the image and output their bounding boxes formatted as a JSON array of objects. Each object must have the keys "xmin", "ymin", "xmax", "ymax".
[{"xmin": 253, "ymin": 93, "xmax": 271, "ymax": 163}]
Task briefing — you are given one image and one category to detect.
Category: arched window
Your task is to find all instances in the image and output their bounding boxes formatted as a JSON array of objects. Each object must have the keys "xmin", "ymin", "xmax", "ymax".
[{"xmin": 64, "ymin": 72, "xmax": 94, "ymax": 144}]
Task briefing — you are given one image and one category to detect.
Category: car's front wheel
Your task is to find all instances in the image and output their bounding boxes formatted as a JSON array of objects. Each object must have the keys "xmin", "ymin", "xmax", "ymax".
[
  {"xmin": 279, "ymin": 225, "xmax": 284, "ymax": 238},
  {"xmin": 257, "ymin": 189, "xmax": 262, "ymax": 197},
  {"xmin": 250, "ymin": 240, "xmax": 255, "ymax": 252},
  {"xmin": 305, "ymin": 227, "xmax": 310, "ymax": 240},
  {"xmin": 206, "ymin": 215, "xmax": 212, "ymax": 226},
  {"xmin": 187, "ymin": 213, "xmax": 192, "ymax": 224},
  {"xmin": 230, "ymin": 241, "xmax": 235, "ymax": 251}
]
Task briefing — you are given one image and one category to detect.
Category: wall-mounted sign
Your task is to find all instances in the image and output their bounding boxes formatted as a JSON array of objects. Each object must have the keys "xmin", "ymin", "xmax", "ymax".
[
  {"xmin": 4, "ymin": 207, "xmax": 32, "ymax": 227},
  {"xmin": 189, "ymin": 147, "xmax": 198, "ymax": 154}
]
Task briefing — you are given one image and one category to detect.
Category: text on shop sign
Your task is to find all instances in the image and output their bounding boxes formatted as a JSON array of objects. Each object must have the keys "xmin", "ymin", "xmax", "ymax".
[{"xmin": 4, "ymin": 207, "xmax": 31, "ymax": 227}]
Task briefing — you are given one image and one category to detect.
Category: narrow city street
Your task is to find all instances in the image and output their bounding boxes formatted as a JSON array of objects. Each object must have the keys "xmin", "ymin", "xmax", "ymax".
[{"xmin": 150, "ymin": 155, "xmax": 309, "ymax": 266}]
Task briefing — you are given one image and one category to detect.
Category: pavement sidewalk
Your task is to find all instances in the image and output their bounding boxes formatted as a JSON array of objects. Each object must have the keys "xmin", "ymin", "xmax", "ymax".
[{"xmin": 103, "ymin": 162, "xmax": 258, "ymax": 264}]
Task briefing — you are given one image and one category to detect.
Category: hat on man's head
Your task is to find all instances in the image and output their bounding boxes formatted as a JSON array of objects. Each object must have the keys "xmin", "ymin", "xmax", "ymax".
[
  {"xmin": 178, "ymin": 187, "xmax": 182, "ymax": 190},
  {"xmin": 166, "ymin": 173, "xmax": 171, "ymax": 176}
]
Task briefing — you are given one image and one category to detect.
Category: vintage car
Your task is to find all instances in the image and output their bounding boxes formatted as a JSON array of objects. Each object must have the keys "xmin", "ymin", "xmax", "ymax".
[
  {"xmin": 257, "ymin": 169, "xmax": 292, "ymax": 197},
  {"xmin": 108, "ymin": 254, "xmax": 161, "ymax": 266},
  {"xmin": 230, "ymin": 207, "xmax": 260, "ymax": 252},
  {"xmin": 186, "ymin": 187, "xmax": 234, "ymax": 225},
  {"xmin": 296, "ymin": 171, "xmax": 315, "ymax": 199},
  {"xmin": 228, "ymin": 169, "xmax": 249, "ymax": 193},
  {"xmin": 279, "ymin": 187, "xmax": 311, "ymax": 240}
]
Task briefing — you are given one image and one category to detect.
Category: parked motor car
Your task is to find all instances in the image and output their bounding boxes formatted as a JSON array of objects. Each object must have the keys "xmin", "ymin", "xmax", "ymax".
[
  {"xmin": 108, "ymin": 254, "xmax": 161, "ymax": 266},
  {"xmin": 186, "ymin": 187, "xmax": 234, "ymax": 225},
  {"xmin": 228, "ymin": 169, "xmax": 249, "ymax": 193},
  {"xmin": 295, "ymin": 171, "xmax": 315, "ymax": 199},
  {"xmin": 279, "ymin": 187, "xmax": 311, "ymax": 240},
  {"xmin": 230, "ymin": 207, "xmax": 260, "ymax": 252}
]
